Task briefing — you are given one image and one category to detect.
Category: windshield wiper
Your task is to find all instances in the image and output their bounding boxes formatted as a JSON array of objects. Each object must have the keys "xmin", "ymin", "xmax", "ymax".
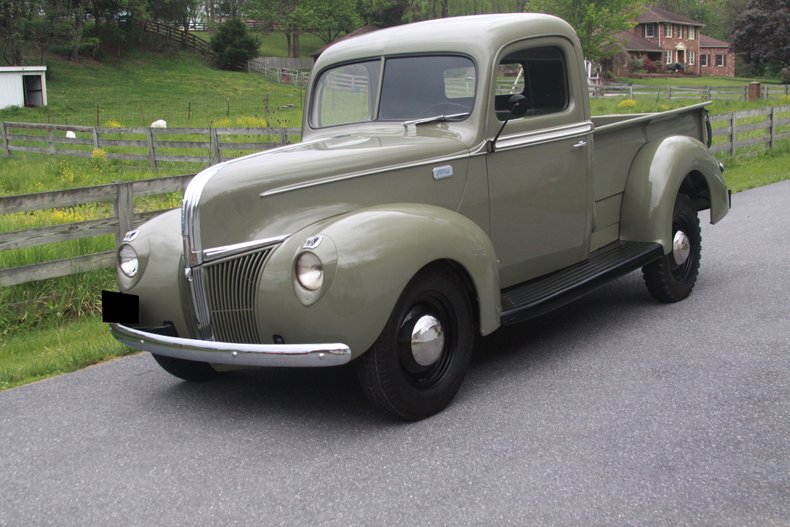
[{"xmin": 402, "ymin": 112, "xmax": 470, "ymax": 127}]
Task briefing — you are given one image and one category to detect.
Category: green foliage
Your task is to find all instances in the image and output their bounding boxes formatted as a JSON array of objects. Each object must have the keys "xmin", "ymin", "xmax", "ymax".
[
  {"xmin": 731, "ymin": 0, "xmax": 790, "ymax": 72},
  {"xmin": 526, "ymin": 0, "xmax": 644, "ymax": 62},
  {"xmin": 210, "ymin": 18, "xmax": 260, "ymax": 70}
]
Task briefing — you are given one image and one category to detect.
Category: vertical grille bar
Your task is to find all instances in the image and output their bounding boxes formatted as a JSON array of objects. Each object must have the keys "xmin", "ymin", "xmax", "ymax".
[{"xmin": 201, "ymin": 248, "xmax": 272, "ymax": 344}]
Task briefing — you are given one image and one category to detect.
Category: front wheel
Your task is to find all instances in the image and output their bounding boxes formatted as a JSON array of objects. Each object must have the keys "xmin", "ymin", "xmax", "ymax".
[
  {"xmin": 356, "ymin": 266, "xmax": 475, "ymax": 421},
  {"xmin": 642, "ymin": 193, "xmax": 701, "ymax": 302}
]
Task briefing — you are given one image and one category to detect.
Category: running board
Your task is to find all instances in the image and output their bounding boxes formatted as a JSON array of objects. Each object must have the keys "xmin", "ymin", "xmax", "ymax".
[{"xmin": 501, "ymin": 241, "xmax": 664, "ymax": 326}]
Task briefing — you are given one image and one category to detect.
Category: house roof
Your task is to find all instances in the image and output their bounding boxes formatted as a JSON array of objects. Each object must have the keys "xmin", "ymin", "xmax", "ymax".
[
  {"xmin": 699, "ymin": 34, "xmax": 730, "ymax": 48},
  {"xmin": 637, "ymin": 7, "xmax": 705, "ymax": 27},
  {"xmin": 616, "ymin": 31, "xmax": 662, "ymax": 52}
]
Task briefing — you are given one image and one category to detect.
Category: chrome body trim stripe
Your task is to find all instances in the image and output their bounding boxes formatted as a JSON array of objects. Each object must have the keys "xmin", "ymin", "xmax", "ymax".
[
  {"xmin": 494, "ymin": 121, "xmax": 594, "ymax": 151},
  {"xmin": 259, "ymin": 151, "xmax": 472, "ymax": 198},
  {"xmin": 202, "ymin": 235, "xmax": 289, "ymax": 263},
  {"xmin": 182, "ymin": 164, "xmax": 224, "ymax": 267},
  {"xmin": 111, "ymin": 324, "xmax": 352, "ymax": 368}
]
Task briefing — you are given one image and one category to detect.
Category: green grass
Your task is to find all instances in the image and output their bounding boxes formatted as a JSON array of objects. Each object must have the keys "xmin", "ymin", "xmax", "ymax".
[
  {"xmin": 0, "ymin": 316, "xmax": 132, "ymax": 391},
  {"xmin": 0, "ymin": 51, "xmax": 304, "ymax": 128},
  {"xmin": 720, "ymin": 142, "xmax": 790, "ymax": 193},
  {"xmin": 616, "ymin": 76, "xmax": 760, "ymax": 87}
]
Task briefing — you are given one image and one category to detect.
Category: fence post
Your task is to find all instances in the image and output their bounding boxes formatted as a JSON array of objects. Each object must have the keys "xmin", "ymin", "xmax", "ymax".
[
  {"xmin": 114, "ymin": 182, "xmax": 134, "ymax": 244},
  {"xmin": 210, "ymin": 127, "xmax": 221, "ymax": 164},
  {"xmin": 146, "ymin": 128, "xmax": 158, "ymax": 169},
  {"xmin": 1, "ymin": 122, "xmax": 9, "ymax": 156},
  {"xmin": 279, "ymin": 128, "xmax": 289, "ymax": 145},
  {"xmin": 770, "ymin": 107, "xmax": 777, "ymax": 150},
  {"xmin": 92, "ymin": 127, "xmax": 99, "ymax": 150},
  {"xmin": 730, "ymin": 113, "xmax": 737, "ymax": 157}
]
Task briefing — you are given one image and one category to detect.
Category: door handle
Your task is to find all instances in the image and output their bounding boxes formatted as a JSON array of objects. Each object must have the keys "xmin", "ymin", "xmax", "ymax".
[{"xmin": 572, "ymin": 140, "xmax": 587, "ymax": 149}]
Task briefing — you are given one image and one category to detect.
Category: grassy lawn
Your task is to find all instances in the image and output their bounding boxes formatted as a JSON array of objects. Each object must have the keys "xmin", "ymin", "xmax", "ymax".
[
  {"xmin": 0, "ymin": 316, "xmax": 132, "ymax": 391},
  {"xmin": 0, "ymin": 51, "xmax": 304, "ymax": 128},
  {"xmin": 616, "ymin": 76, "xmax": 762, "ymax": 86}
]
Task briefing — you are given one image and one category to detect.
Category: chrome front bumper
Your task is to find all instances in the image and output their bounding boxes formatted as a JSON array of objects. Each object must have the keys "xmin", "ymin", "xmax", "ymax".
[{"xmin": 110, "ymin": 324, "xmax": 352, "ymax": 368}]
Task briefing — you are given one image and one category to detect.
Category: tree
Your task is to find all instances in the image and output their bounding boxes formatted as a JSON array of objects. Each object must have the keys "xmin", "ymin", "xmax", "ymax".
[
  {"xmin": 731, "ymin": 0, "xmax": 790, "ymax": 73},
  {"xmin": 525, "ymin": 0, "xmax": 644, "ymax": 62},
  {"xmin": 358, "ymin": 0, "xmax": 413, "ymax": 27},
  {"xmin": 210, "ymin": 17, "xmax": 259, "ymax": 69},
  {"xmin": 303, "ymin": 0, "xmax": 361, "ymax": 44}
]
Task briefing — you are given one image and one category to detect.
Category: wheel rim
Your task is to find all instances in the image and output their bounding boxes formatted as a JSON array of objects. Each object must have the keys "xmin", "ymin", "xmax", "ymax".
[
  {"xmin": 672, "ymin": 230, "xmax": 691, "ymax": 266},
  {"xmin": 396, "ymin": 297, "xmax": 455, "ymax": 388},
  {"xmin": 671, "ymin": 218, "xmax": 696, "ymax": 281}
]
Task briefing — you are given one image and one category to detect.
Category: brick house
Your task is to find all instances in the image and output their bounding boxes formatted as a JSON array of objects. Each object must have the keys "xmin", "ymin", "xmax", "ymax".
[{"xmin": 607, "ymin": 7, "xmax": 736, "ymax": 77}]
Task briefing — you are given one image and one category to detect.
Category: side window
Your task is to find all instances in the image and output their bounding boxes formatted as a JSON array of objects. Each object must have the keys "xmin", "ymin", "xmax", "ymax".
[{"xmin": 494, "ymin": 46, "xmax": 568, "ymax": 121}]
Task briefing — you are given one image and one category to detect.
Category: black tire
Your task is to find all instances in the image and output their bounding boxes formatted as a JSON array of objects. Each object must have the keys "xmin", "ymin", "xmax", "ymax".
[
  {"xmin": 152, "ymin": 354, "xmax": 220, "ymax": 382},
  {"xmin": 356, "ymin": 266, "xmax": 475, "ymax": 421},
  {"xmin": 642, "ymin": 193, "xmax": 701, "ymax": 302}
]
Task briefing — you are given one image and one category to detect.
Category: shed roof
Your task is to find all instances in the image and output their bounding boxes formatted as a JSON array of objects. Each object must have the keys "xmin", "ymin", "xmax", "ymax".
[{"xmin": 0, "ymin": 66, "xmax": 47, "ymax": 74}]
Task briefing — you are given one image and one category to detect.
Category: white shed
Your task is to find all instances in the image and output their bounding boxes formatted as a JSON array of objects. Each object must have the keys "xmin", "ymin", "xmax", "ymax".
[{"xmin": 0, "ymin": 66, "xmax": 48, "ymax": 110}]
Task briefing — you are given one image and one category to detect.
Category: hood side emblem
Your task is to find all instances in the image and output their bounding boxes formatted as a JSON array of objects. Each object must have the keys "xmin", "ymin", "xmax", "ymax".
[{"xmin": 303, "ymin": 236, "xmax": 324, "ymax": 250}]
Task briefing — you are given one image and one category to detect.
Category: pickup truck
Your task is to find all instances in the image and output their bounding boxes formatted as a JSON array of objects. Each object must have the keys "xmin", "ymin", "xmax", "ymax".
[{"xmin": 104, "ymin": 13, "xmax": 730, "ymax": 420}]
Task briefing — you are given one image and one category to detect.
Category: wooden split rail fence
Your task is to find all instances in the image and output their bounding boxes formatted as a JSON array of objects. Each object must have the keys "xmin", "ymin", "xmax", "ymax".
[
  {"xmin": 709, "ymin": 105, "xmax": 790, "ymax": 156},
  {"xmin": 1, "ymin": 105, "xmax": 789, "ymax": 288},
  {"xmin": 1, "ymin": 122, "xmax": 301, "ymax": 168},
  {"xmin": 0, "ymin": 175, "xmax": 193, "ymax": 288}
]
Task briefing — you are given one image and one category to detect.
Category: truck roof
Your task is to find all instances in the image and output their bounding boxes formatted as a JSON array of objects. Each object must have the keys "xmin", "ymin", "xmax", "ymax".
[{"xmin": 314, "ymin": 13, "xmax": 579, "ymax": 70}]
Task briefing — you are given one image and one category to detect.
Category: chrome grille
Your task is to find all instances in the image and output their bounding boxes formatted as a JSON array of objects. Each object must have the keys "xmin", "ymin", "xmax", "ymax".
[{"xmin": 202, "ymin": 248, "xmax": 272, "ymax": 344}]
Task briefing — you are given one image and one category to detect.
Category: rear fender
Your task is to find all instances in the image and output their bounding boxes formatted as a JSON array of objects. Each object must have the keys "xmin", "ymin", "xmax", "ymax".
[
  {"xmin": 621, "ymin": 136, "xmax": 729, "ymax": 253},
  {"xmin": 257, "ymin": 203, "xmax": 501, "ymax": 357}
]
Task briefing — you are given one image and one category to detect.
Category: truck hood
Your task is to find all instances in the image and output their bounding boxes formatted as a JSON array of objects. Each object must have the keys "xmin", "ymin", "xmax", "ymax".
[{"xmin": 183, "ymin": 129, "xmax": 472, "ymax": 264}]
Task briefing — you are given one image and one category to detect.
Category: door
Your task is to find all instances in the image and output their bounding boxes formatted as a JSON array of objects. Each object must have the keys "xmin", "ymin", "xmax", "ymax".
[{"xmin": 486, "ymin": 40, "xmax": 592, "ymax": 287}]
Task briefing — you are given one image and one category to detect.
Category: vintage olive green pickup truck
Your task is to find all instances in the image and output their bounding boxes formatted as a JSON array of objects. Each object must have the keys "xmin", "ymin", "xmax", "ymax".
[{"xmin": 104, "ymin": 13, "xmax": 729, "ymax": 420}]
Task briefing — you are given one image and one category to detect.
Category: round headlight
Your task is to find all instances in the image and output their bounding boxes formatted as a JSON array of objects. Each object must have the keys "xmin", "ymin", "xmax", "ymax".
[
  {"xmin": 295, "ymin": 252, "xmax": 323, "ymax": 291},
  {"xmin": 119, "ymin": 244, "xmax": 139, "ymax": 277}
]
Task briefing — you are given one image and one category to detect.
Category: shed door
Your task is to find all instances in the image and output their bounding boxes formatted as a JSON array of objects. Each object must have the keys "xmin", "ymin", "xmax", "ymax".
[{"xmin": 23, "ymin": 75, "xmax": 44, "ymax": 107}]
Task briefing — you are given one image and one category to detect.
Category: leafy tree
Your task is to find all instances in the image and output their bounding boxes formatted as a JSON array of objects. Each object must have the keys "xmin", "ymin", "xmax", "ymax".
[
  {"xmin": 210, "ymin": 17, "xmax": 260, "ymax": 69},
  {"xmin": 358, "ymin": 0, "xmax": 413, "ymax": 27},
  {"xmin": 731, "ymin": 0, "xmax": 790, "ymax": 73},
  {"xmin": 525, "ymin": 0, "xmax": 644, "ymax": 61},
  {"xmin": 304, "ymin": 0, "xmax": 361, "ymax": 44}
]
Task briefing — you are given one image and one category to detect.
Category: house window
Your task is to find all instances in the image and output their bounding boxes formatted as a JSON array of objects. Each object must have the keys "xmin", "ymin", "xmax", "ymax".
[
  {"xmin": 666, "ymin": 50, "xmax": 673, "ymax": 64},
  {"xmin": 688, "ymin": 27, "xmax": 695, "ymax": 40},
  {"xmin": 701, "ymin": 54, "xmax": 708, "ymax": 66},
  {"xmin": 665, "ymin": 24, "xmax": 673, "ymax": 38},
  {"xmin": 645, "ymin": 24, "xmax": 656, "ymax": 38},
  {"xmin": 716, "ymin": 54, "xmax": 726, "ymax": 67},
  {"xmin": 689, "ymin": 51, "xmax": 695, "ymax": 65}
]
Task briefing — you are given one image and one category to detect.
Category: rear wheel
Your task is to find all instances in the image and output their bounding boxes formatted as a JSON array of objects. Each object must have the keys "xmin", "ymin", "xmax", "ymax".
[
  {"xmin": 152, "ymin": 354, "xmax": 220, "ymax": 382},
  {"xmin": 642, "ymin": 193, "xmax": 701, "ymax": 302},
  {"xmin": 357, "ymin": 266, "xmax": 474, "ymax": 421}
]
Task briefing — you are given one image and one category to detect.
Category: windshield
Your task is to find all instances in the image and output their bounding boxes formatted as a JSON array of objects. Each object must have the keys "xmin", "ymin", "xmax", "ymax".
[{"xmin": 310, "ymin": 55, "xmax": 476, "ymax": 128}]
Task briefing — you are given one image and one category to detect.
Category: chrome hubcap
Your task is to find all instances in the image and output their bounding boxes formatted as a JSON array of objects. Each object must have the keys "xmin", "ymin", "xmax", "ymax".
[
  {"xmin": 673, "ymin": 230, "xmax": 691, "ymax": 266},
  {"xmin": 410, "ymin": 315, "xmax": 445, "ymax": 367}
]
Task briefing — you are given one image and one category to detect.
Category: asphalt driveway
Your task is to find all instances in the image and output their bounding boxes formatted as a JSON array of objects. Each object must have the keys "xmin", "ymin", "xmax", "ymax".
[{"xmin": 1, "ymin": 181, "xmax": 788, "ymax": 526}]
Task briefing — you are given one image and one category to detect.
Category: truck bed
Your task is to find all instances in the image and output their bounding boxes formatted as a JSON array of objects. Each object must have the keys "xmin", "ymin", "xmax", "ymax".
[{"xmin": 588, "ymin": 102, "xmax": 711, "ymax": 251}]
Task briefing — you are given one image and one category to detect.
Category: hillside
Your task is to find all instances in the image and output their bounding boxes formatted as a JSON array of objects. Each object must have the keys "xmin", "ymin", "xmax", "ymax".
[{"xmin": 0, "ymin": 46, "xmax": 305, "ymax": 128}]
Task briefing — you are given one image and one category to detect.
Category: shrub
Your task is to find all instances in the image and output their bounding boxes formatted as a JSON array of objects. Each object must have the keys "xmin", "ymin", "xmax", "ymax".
[
  {"xmin": 618, "ymin": 99, "xmax": 637, "ymax": 110},
  {"xmin": 210, "ymin": 19, "xmax": 260, "ymax": 71}
]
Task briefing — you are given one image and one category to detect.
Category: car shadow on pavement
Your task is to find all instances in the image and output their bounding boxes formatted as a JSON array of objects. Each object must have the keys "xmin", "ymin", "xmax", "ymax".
[{"xmin": 148, "ymin": 273, "xmax": 656, "ymax": 426}]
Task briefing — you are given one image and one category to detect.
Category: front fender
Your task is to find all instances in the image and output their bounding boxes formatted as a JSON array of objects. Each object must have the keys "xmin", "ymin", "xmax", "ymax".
[
  {"xmin": 257, "ymin": 204, "xmax": 501, "ymax": 358},
  {"xmin": 621, "ymin": 136, "xmax": 729, "ymax": 253}
]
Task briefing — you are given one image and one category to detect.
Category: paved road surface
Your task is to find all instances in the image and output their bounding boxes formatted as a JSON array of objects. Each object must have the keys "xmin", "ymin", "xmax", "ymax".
[{"xmin": 1, "ymin": 182, "xmax": 789, "ymax": 526}]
